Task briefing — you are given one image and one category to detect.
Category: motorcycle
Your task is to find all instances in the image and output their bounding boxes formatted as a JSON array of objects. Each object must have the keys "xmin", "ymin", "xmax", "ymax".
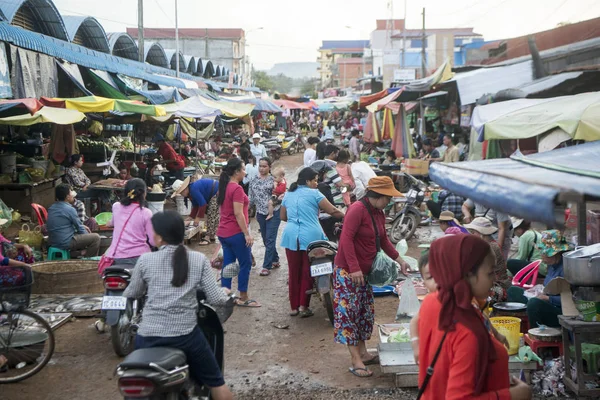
[
  {"xmin": 264, "ymin": 141, "xmax": 283, "ymax": 160},
  {"xmin": 99, "ymin": 265, "xmax": 143, "ymax": 357},
  {"xmin": 281, "ymin": 132, "xmax": 304, "ymax": 155},
  {"xmin": 307, "ymin": 241, "xmax": 337, "ymax": 326},
  {"xmin": 388, "ymin": 173, "xmax": 427, "ymax": 243},
  {"xmin": 116, "ymin": 292, "xmax": 236, "ymax": 400}
]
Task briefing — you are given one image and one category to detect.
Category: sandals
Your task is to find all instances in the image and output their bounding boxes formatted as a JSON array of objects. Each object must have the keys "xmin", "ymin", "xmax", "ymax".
[
  {"xmin": 349, "ymin": 367, "xmax": 373, "ymax": 378},
  {"xmin": 299, "ymin": 308, "xmax": 314, "ymax": 318},
  {"xmin": 289, "ymin": 310, "xmax": 299, "ymax": 317},
  {"xmin": 235, "ymin": 299, "xmax": 261, "ymax": 308},
  {"xmin": 272, "ymin": 262, "xmax": 281, "ymax": 269},
  {"xmin": 260, "ymin": 269, "xmax": 270, "ymax": 276}
]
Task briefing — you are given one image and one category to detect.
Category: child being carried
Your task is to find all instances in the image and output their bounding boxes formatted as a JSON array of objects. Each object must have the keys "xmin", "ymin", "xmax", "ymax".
[{"xmin": 267, "ymin": 167, "xmax": 287, "ymax": 220}]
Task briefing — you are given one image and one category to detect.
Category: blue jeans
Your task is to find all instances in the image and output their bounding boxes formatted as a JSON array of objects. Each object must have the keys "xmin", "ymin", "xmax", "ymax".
[
  {"xmin": 256, "ymin": 212, "xmax": 280, "ymax": 270},
  {"xmin": 218, "ymin": 232, "xmax": 252, "ymax": 292},
  {"xmin": 135, "ymin": 326, "xmax": 224, "ymax": 388}
]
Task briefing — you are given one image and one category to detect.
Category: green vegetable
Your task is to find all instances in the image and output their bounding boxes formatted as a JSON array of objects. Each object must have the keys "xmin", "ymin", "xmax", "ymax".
[{"xmin": 388, "ymin": 328, "xmax": 411, "ymax": 343}]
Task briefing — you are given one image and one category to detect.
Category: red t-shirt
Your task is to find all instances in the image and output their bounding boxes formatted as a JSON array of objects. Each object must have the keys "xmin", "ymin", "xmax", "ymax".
[
  {"xmin": 273, "ymin": 179, "xmax": 287, "ymax": 197},
  {"xmin": 334, "ymin": 200, "xmax": 399, "ymax": 275},
  {"xmin": 217, "ymin": 182, "xmax": 249, "ymax": 238},
  {"xmin": 417, "ymin": 295, "xmax": 511, "ymax": 400}
]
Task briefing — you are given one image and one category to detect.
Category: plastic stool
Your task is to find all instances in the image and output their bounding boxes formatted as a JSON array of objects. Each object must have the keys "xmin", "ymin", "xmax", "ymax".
[
  {"xmin": 525, "ymin": 334, "xmax": 564, "ymax": 359},
  {"xmin": 47, "ymin": 247, "xmax": 70, "ymax": 261}
]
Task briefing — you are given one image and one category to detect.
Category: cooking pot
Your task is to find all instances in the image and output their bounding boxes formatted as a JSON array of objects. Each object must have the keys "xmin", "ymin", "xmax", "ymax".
[{"xmin": 563, "ymin": 244, "xmax": 600, "ymax": 286}]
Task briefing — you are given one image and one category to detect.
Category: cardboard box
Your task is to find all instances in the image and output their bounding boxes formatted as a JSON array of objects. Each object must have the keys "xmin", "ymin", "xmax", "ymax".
[{"xmin": 405, "ymin": 159, "xmax": 429, "ymax": 176}]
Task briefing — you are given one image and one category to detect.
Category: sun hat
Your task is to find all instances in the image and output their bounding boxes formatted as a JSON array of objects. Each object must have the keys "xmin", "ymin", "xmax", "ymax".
[
  {"xmin": 366, "ymin": 176, "xmax": 402, "ymax": 197},
  {"xmin": 171, "ymin": 176, "xmax": 191, "ymax": 198},
  {"xmin": 439, "ymin": 211, "xmax": 456, "ymax": 221},
  {"xmin": 464, "ymin": 217, "xmax": 498, "ymax": 236},
  {"xmin": 251, "ymin": 133, "xmax": 262, "ymax": 140},
  {"xmin": 538, "ymin": 229, "xmax": 571, "ymax": 257},
  {"xmin": 510, "ymin": 217, "xmax": 524, "ymax": 230}
]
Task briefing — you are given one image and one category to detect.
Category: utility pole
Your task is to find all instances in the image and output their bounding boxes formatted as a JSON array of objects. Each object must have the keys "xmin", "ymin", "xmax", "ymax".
[
  {"xmin": 421, "ymin": 7, "xmax": 426, "ymax": 78},
  {"xmin": 402, "ymin": 0, "xmax": 407, "ymax": 68},
  {"xmin": 175, "ymin": 0, "xmax": 180, "ymax": 77},
  {"xmin": 137, "ymin": 0, "xmax": 144, "ymax": 63}
]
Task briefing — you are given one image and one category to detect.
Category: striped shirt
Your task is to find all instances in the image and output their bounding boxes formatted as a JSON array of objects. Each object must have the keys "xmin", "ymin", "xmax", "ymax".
[{"xmin": 123, "ymin": 245, "xmax": 228, "ymax": 337}]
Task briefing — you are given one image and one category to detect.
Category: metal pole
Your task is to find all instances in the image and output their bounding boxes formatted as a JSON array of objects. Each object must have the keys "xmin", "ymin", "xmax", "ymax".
[
  {"xmin": 402, "ymin": 0, "xmax": 407, "ymax": 68},
  {"xmin": 421, "ymin": 7, "xmax": 426, "ymax": 78},
  {"xmin": 137, "ymin": 0, "xmax": 144, "ymax": 63},
  {"xmin": 175, "ymin": 0, "xmax": 180, "ymax": 77}
]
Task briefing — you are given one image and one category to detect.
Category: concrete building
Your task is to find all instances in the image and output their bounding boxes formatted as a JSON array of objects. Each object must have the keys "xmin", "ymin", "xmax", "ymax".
[
  {"xmin": 366, "ymin": 19, "xmax": 482, "ymax": 87},
  {"xmin": 127, "ymin": 28, "xmax": 246, "ymax": 77},
  {"xmin": 332, "ymin": 58, "xmax": 372, "ymax": 89},
  {"xmin": 317, "ymin": 40, "xmax": 369, "ymax": 88}
]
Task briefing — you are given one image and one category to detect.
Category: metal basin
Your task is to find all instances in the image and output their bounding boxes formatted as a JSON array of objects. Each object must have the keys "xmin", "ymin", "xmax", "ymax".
[{"xmin": 563, "ymin": 247, "xmax": 600, "ymax": 286}]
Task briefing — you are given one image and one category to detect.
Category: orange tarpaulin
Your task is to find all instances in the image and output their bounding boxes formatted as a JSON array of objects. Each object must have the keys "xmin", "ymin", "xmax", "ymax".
[
  {"xmin": 0, "ymin": 98, "xmax": 44, "ymax": 114},
  {"xmin": 381, "ymin": 108, "xmax": 394, "ymax": 141},
  {"xmin": 358, "ymin": 89, "xmax": 391, "ymax": 109},
  {"xmin": 363, "ymin": 111, "xmax": 381, "ymax": 144},
  {"xmin": 273, "ymin": 99, "xmax": 313, "ymax": 110}
]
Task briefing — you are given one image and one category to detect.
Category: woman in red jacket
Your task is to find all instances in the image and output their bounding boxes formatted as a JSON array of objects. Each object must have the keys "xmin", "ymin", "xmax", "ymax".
[
  {"xmin": 418, "ymin": 234, "xmax": 532, "ymax": 400},
  {"xmin": 333, "ymin": 176, "xmax": 411, "ymax": 378}
]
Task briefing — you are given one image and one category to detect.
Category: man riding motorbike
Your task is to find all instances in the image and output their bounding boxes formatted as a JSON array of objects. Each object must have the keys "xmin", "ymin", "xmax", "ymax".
[
  {"xmin": 123, "ymin": 211, "xmax": 233, "ymax": 400},
  {"xmin": 310, "ymin": 159, "xmax": 345, "ymax": 242}
]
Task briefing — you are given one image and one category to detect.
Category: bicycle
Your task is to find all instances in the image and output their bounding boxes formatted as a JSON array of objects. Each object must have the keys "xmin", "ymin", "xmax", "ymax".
[{"xmin": 0, "ymin": 267, "xmax": 55, "ymax": 383}]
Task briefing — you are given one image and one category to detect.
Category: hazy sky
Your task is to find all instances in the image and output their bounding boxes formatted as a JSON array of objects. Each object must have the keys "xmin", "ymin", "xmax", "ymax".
[{"xmin": 53, "ymin": 0, "xmax": 600, "ymax": 70}]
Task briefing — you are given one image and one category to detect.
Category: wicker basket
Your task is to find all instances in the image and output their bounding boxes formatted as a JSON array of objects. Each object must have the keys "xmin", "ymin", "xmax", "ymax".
[{"xmin": 31, "ymin": 260, "xmax": 104, "ymax": 294}]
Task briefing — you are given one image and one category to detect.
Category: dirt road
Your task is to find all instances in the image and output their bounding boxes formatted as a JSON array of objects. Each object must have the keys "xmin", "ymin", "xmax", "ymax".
[{"xmin": 1, "ymin": 154, "xmax": 435, "ymax": 399}]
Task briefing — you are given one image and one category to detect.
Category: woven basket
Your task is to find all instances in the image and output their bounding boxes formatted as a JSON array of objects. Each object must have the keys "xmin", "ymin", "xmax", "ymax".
[{"xmin": 31, "ymin": 260, "xmax": 103, "ymax": 294}]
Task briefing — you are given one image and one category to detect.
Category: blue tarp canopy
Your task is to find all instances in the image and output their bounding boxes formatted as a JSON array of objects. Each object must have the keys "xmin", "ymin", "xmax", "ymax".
[
  {"xmin": 429, "ymin": 142, "xmax": 600, "ymax": 227},
  {"xmin": 232, "ymin": 98, "xmax": 281, "ymax": 113}
]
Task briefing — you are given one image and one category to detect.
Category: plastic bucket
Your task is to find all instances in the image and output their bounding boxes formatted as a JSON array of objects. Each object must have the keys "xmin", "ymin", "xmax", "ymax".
[
  {"xmin": 490, "ymin": 316, "xmax": 521, "ymax": 355},
  {"xmin": 175, "ymin": 196, "xmax": 191, "ymax": 216},
  {"xmin": 31, "ymin": 160, "xmax": 49, "ymax": 173},
  {"xmin": 148, "ymin": 201, "xmax": 165, "ymax": 215},
  {"xmin": 0, "ymin": 153, "xmax": 16, "ymax": 174}
]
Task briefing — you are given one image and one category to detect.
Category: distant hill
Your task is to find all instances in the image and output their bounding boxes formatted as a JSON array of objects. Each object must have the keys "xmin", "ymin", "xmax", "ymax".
[{"xmin": 267, "ymin": 62, "xmax": 319, "ymax": 79}]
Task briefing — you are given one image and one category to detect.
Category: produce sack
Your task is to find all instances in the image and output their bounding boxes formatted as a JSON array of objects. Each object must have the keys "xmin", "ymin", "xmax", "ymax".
[
  {"xmin": 367, "ymin": 251, "xmax": 398, "ymax": 287},
  {"xmin": 395, "ymin": 239, "xmax": 418, "ymax": 272},
  {"xmin": 18, "ymin": 224, "xmax": 43, "ymax": 249},
  {"xmin": 396, "ymin": 278, "xmax": 421, "ymax": 320}
]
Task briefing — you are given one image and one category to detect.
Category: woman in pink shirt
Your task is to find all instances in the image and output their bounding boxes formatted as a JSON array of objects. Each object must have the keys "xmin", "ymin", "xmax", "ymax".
[
  {"xmin": 104, "ymin": 179, "xmax": 155, "ymax": 266},
  {"xmin": 217, "ymin": 158, "xmax": 260, "ymax": 308}
]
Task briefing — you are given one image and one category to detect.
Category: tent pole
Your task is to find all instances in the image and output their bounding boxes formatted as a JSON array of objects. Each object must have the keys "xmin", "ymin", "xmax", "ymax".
[{"xmin": 577, "ymin": 201, "xmax": 587, "ymax": 246}]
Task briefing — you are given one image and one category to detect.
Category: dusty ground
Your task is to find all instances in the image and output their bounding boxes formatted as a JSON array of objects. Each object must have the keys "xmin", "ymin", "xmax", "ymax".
[{"xmin": 1, "ymin": 153, "xmax": 557, "ymax": 399}]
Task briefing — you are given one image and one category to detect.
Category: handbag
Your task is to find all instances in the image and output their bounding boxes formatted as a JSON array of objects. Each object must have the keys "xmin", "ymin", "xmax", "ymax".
[
  {"xmin": 18, "ymin": 224, "xmax": 43, "ymax": 249},
  {"xmin": 361, "ymin": 199, "xmax": 398, "ymax": 286},
  {"xmin": 416, "ymin": 331, "xmax": 448, "ymax": 399},
  {"xmin": 97, "ymin": 208, "xmax": 137, "ymax": 275}
]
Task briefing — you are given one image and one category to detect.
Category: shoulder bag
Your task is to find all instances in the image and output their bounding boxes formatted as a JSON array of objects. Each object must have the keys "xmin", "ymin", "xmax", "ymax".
[
  {"xmin": 416, "ymin": 331, "xmax": 449, "ymax": 399},
  {"xmin": 97, "ymin": 208, "xmax": 137, "ymax": 275}
]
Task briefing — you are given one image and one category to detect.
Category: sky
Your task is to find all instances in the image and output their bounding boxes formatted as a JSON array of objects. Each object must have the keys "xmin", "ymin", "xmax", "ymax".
[{"xmin": 53, "ymin": 0, "xmax": 600, "ymax": 70}]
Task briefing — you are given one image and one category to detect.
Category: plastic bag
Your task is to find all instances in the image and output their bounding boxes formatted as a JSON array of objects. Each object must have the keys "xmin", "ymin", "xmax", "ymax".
[
  {"xmin": 367, "ymin": 250, "xmax": 398, "ymax": 287},
  {"xmin": 395, "ymin": 239, "xmax": 418, "ymax": 272},
  {"xmin": 396, "ymin": 278, "xmax": 421, "ymax": 320},
  {"xmin": 0, "ymin": 198, "xmax": 13, "ymax": 228}
]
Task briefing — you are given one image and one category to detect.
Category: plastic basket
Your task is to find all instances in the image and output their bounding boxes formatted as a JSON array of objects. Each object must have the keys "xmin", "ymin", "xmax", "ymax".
[
  {"xmin": 0, "ymin": 267, "xmax": 34, "ymax": 309},
  {"xmin": 95, "ymin": 212, "xmax": 113, "ymax": 226},
  {"xmin": 490, "ymin": 316, "xmax": 521, "ymax": 355}
]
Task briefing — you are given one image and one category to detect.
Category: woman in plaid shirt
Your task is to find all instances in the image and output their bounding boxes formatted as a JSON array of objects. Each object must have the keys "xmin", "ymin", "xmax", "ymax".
[{"xmin": 124, "ymin": 211, "xmax": 233, "ymax": 400}]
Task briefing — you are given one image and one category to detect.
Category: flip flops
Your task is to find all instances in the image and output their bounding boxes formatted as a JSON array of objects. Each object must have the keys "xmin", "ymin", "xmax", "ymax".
[
  {"xmin": 235, "ymin": 299, "xmax": 261, "ymax": 308},
  {"xmin": 260, "ymin": 269, "xmax": 270, "ymax": 276},
  {"xmin": 349, "ymin": 367, "xmax": 373, "ymax": 378},
  {"xmin": 299, "ymin": 309, "xmax": 314, "ymax": 318}
]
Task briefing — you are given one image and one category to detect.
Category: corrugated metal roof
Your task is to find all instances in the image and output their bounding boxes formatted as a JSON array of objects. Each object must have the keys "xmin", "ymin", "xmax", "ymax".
[
  {"xmin": 320, "ymin": 40, "xmax": 369, "ymax": 50},
  {"xmin": 0, "ymin": 22, "xmax": 198, "ymax": 88},
  {"xmin": 142, "ymin": 41, "xmax": 168, "ymax": 68},
  {"xmin": 0, "ymin": 0, "xmax": 68, "ymax": 41},
  {"xmin": 518, "ymin": 71, "xmax": 583, "ymax": 95},
  {"xmin": 62, "ymin": 15, "xmax": 109, "ymax": 53},
  {"xmin": 183, "ymin": 55, "xmax": 196, "ymax": 74},
  {"xmin": 127, "ymin": 27, "xmax": 244, "ymax": 40},
  {"xmin": 449, "ymin": 61, "xmax": 534, "ymax": 105},
  {"xmin": 164, "ymin": 49, "xmax": 185, "ymax": 71},
  {"xmin": 107, "ymin": 32, "xmax": 138, "ymax": 61}
]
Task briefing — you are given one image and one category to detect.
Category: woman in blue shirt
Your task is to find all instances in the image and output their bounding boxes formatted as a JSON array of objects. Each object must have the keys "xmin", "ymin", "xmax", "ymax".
[
  {"xmin": 172, "ymin": 177, "xmax": 219, "ymax": 245},
  {"xmin": 280, "ymin": 168, "xmax": 344, "ymax": 318},
  {"xmin": 507, "ymin": 230, "xmax": 570, "ymax": 328}
]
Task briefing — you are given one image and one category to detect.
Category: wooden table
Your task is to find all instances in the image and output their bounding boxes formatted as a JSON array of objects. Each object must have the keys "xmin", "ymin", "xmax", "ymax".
[
  {"xmin": 0, "ymin": 176, "xmax": 63, "ymax": 215},
  {"xmin": 88, "ymin": 178, "xmax": 127, "ymax": 191}
]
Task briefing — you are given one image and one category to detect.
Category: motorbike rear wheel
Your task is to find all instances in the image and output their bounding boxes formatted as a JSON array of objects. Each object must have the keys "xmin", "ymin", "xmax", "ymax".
[
  {"xmin": 389, "ymin": 211, "xmax": 419, "ymax": 244},
  {"xmin": 323, "ymin": 292, "xmax": 334, "ymax": 327},
  {"xmin": 110, "ymin": 299, "xmax": 137, "ymax": 357},
  {"xmin": 287, "ymin": 143, "xmax": 297, "ymax": 155}
]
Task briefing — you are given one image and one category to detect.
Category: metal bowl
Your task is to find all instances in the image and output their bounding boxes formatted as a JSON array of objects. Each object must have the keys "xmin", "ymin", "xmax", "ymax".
[{"xmin": 493, "ymin": 302, "xmax": 527, "ymax": 311}]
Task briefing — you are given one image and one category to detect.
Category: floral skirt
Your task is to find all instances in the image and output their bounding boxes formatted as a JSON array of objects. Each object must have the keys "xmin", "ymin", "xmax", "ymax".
[
  {"xmin": 333, "ymin": 268, "xmax": 375, "ymax": 346},
  {"xmin": 0, "ymin": 266, "xmax": 26, "ymax": 287}
]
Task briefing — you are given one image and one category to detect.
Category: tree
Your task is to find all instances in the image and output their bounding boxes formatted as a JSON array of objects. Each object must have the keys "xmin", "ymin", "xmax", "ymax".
[{"xmin": 253, "ymin": 69, "xmax": 274, "ymax": 92}]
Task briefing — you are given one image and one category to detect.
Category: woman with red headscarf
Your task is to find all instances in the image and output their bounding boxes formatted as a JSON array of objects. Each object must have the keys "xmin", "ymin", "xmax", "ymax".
[{"xmin": 417, "ymin": 235, "xmax": 532, "ymax": 400}]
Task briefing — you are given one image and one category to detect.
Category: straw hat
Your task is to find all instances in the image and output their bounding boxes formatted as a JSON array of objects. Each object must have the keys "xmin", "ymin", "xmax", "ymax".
[
  {"xmin": 464, "ymin": 217, "xmax": 498, "ymax": 235},
  {"xmin": 439, "ymin": 211, "xmax": 455, "ymax": 221},
  {"xmin": 171, "ymin": 176, "xmax": 191, "ymax": 198},
  {"xmin": 366, "ymin": 176, "xmax": 402, "ymax": 197},
  {"xmin": 252, "ymin": 133, "xmax": 262, "ymax": 140}
]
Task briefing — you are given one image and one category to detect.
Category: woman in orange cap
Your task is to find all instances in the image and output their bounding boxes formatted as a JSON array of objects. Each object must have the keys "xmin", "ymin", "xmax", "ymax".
[{"xmin": 333, "ymin": 176, "xmax": 411, "ymax": 377}]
